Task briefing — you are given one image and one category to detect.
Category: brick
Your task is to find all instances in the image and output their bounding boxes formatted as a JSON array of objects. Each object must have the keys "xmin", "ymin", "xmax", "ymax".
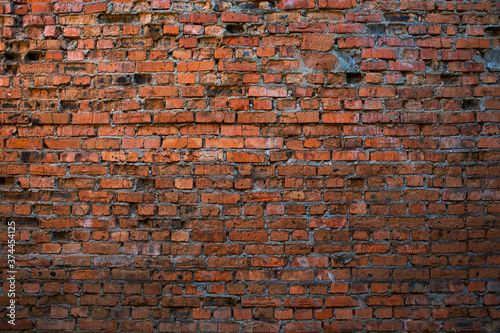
[
  {"xmin": 219, "ymin": 61, "xmax": 257, "ymax": 72},
  {"xmin": 136, "ymin": 62, "xmax": 174, "ymax": 72},
  {"xmin": 323, "ymin": 113, "xmax": 359, "ymax": 123},
  {"xmin": 182, "ymin": 25, "xmax": 202, "ymax": 36},
  {"xmin": 359, "ymin": 87, "xmax": 396, "ymax": 97},
  {"xmin": 319, "ymin": 0, "xmax": 356, "ymax": 9},
  {"xmin": 179, "ymin": 13, "xmax": 217, "ymax": 23},
  {"xmin": 201, "ymin": 193, "xmax": 240, "ymax": 204},
  {"xmin": 152, "ymin": 0, "xmax": 171, "ymax": 9},
  {"xmin": 301, "ymin": 33, "xmax": 335, "ymax": 51},
  {"xmin": 227, "ymin": 152, "xmax": 265, "ymax": 163},
  {"xmin": 85, "ymin": 3, "xmax": 107, "ymax": 14},
  {"xmin": 389, "ymin": 61, "xmax": 425, "ymax": 72},
  {"xmin": 245, "ymin": 138, "xmax": 284, "ymax": 149},
  {"xmin": 177, "ymin": 61, "xmax": 215, "ymax": 72},
  {"xmin": 302, "ymin": 53, "xmax": 338, "ymax": 70},
  {"xmin": 278, "ymin": 0, "xmax": 316, "ymax": 10},
  {"xmin": 221, "ymin": 13, "xmax": 258, "ymax": 23},
  {"xmin": 361, "ymin": 48, "xmax": 398, "ymax": 59}
]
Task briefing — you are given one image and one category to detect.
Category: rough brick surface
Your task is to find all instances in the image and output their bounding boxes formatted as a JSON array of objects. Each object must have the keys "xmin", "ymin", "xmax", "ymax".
[{"xmin": 0, "ymin": 0, "xmax": 499, "ymax": 332}]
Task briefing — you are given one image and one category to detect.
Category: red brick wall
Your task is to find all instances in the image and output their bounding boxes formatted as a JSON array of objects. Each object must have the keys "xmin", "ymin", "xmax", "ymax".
[{"xmin": 1, "ymin": 0, "xmax": 500, "ymax": 331}]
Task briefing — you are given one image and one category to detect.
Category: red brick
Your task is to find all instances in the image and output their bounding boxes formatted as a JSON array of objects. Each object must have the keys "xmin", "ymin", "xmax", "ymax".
[
  {"xmin": 319, "ymin": 0, "xmax": 356, "ymax": 9},
  {"xmin": 323, "ymin": 113, "xmax": 359, "ymax": 123},
  {"xmin": 152, "ymin": 0, "xmax": 171, "ymax": 9},
  {"xmin": 179, "ymin": 13, "xmax": 217, "ymax": 23},
  {"xmin": 301, "ymin": 33, "xmax": 335, "ymax": 51},
  {"xmin": 227, "ymin": 151, "xmax": 265, "ymax": 163},
  {"xmin": 279, "ymin": 0, "xmax": 315, "ymax": 10},
  {"xmin": 221, "ymin": 13, "xmax": 258, "ymax": 23},
  {"xmin": 361, "ymin": 48, "xmax": 398, "ymax": 59}
]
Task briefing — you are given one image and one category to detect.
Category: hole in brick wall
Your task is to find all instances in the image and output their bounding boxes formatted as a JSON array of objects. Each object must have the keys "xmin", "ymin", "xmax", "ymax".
[
  {"xmin": 462, "ymin": 99, "xmax": 479, "ymax": 110},
  {"xmin": 441, "ymin": 74, "xmax": 460, "ymax": 85},
  {"xmin": 2, "ymin": 52, "xmax": 20, "ymax": 61},
  {"xmin": 485, "ymin": 26, "xmax": 500, "ymax": 37},
  {"xmin": 4, "ymin": 64, "xmax": 18, "ymax": 75},
  {"xmin": 346, "ymin": 73, "xmax": 362, "ymax": 84},
  {"xmin": 53, "ymin": 231, "xmax": 71, "ymax": 241},
  {"xmin": 226, "ymin": 24, "xmax": 244, "ymax": 34},
  {"xmin": 25, "ymin": 52, "xmax": 44, "ymax": 61},
  {"xmin": 367, "ymin": 24, "xmax": 386, "ymax": 35},
  {"xmin": 0, "ymin": 177, "xmax": 7, "ymax": 185}
]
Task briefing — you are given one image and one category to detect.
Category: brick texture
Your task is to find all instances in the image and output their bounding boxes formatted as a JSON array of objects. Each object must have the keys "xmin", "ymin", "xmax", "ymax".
[{"xmin": 1, "ymin": 0, "xmax": 500, "ymax": 332}]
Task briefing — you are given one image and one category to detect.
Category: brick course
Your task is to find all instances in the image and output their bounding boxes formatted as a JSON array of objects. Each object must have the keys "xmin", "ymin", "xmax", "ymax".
[{"xmin": 1, "ymin": 0, "xmax": 500, "ymax": 331}]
